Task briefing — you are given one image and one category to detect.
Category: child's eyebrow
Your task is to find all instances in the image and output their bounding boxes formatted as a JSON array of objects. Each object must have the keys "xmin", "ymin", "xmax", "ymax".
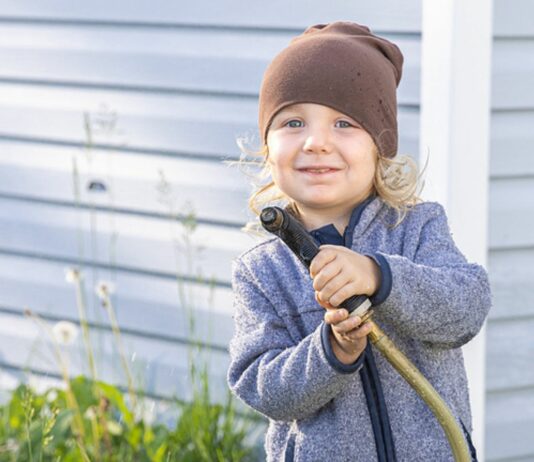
[
  {"xmin": 277, "ymin": 108, "xmax": 302, "ymax": 117},
  {"xmin": 345, "ymin": 116, "xmax": 361, "ymax": 125},
  {"xmin": 271, "ymin": 110, "xmax": 301, "ymax": 124}
]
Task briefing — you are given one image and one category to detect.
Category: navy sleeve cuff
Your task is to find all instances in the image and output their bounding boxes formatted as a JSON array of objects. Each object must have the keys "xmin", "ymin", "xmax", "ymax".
[
  {"xmin": 320, "ymin": 322, "xmax": 366, "ymax": 374},
  {"xmin": 366, "ymin": 253, "xmax": 392, "ymax": 306}
]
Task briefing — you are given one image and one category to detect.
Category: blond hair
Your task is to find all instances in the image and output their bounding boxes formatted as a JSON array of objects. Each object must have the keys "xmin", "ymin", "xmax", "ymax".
[{"xmin": 237, "ymin": 137, "xmax": 424, "ymax": 228}]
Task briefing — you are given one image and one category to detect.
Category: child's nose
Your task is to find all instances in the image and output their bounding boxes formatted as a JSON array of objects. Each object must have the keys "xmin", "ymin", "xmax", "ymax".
[{"xmin": 303, "ymin": 128, "xmax": 333, "ymax": 154}]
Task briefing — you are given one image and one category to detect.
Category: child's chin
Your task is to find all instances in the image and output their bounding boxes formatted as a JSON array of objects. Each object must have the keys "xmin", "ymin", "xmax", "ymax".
[{"xmin": 298, "ymin": 199, "xmax": 341, "ymax": 210}]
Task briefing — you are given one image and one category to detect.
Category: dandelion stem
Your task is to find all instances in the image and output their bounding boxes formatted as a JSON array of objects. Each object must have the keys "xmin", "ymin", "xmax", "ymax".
[
  {"xmin": 100, "ymin": 286, "xmax": 138, "ymax": 411},
  {"xmin": 23, "ymin": 310, "xmax": 86, "ymax": 440},
  {"xmin": 71, "ymin": 270, "xmax": 98, "ymax": 380}
]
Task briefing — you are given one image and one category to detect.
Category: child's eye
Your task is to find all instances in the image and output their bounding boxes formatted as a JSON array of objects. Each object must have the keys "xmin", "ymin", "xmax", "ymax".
[
  {"xmin": 285, "ymin": 120, "xmax": 303, "ymax": 128},
  {"xmin": 336, "ymin": 120, "xmax": 353, "ymax": 128}
]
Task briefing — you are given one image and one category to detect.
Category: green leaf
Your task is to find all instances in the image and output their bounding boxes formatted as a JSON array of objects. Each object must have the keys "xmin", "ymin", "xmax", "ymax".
[
  {"xmin": 125, "ymin": 422, "xmax": 143, "ymax": 447},
  {"xmin": 96, "ymin": 381, "xmax": 134, "ymax": 427},
  {"xmin": 7, "ymin": 385, "xmax": 29, "ymax": 430},
  {"xmin": 69, "ymin": 376, "xmax": 98, "ymax": 413},
  {"xmin": 50, "ymin": 409, "xmax": 74, "ymax": 441}
]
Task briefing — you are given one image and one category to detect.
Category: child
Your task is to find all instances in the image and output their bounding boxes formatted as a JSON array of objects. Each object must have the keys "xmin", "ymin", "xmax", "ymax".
[{"xmin": 227, "ymin": 21, "xmax": 491, "ymax": 462}]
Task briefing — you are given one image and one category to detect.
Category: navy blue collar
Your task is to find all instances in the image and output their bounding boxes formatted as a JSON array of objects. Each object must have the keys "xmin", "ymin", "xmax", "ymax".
[{"xmin": 309, "ymin": 195, "xmax": 375, "ymax": 247}]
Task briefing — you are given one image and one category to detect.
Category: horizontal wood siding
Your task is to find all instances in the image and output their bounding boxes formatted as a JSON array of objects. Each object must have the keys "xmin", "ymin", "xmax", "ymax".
[
  {"xmin": 485, "ymin": 1, "xmax": 534, "ymax": 460},
  {"xmin": 0, "ymin": 3, "xmax": 422, "ymax": 413},
  {"xmin": 0, "ymin": 2, "xmax": 422, "ymax": 31}
]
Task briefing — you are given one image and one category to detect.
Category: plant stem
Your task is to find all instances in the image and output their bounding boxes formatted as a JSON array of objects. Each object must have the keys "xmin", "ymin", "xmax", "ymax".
[
  {"xmin": 100, "ymin": 287, "xmax": 138, "ymax": 411},
  {"xmin": 22, "ymin": 389, "xmax": 33, "ymax": 462},
  {"xmin": 89, "ymin": 408, "xmax": 101, "ymax": 462},
  {"xmin": 24, "ymin": 311, "xmax": 86, "ymax": 440},
  {"xmin": 72, "ymin": 270, "xmax": 98, "ymax": 381},
  {"xmin": 77, "ymin": 439, "xmax": 92, "ymax": 462}
]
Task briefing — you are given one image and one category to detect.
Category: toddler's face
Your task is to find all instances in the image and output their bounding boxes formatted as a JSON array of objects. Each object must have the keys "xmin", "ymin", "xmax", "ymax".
[{"xmin": 266, "ymin": 103, "xmax": 377, "ymax": 218}]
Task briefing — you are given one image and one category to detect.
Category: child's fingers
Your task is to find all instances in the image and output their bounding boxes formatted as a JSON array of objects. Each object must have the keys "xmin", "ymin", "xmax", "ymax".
[
  {"xmin": 318, "ymin": 278, "xmax": 358, "ymax": 307},
  {"xmin": 309, "ymin": 246, "xmax": 338, "ymax": 278},
  {"xmin": 324, "ymin": 307, "xmax": 348, "ymax": 324},
  {"xmin": 315, "ymin": 291, "xmax": 335, "ymax": 310},
  {"xmin": 312, "ymin": 262, "xmax": 342, "ymax": 293},
  {"xmin": 332, "ymin": 314, "xmax": 364, "ymax": 334},
  {"xmin": 336, "ymin": 320, "xmax": 372, "ymax": 341}
]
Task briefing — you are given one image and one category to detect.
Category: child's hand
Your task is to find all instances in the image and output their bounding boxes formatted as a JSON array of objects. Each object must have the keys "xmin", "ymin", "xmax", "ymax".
[
  {"xmin": 323, "ymin": 308, "xmax": 371, "ymax": 364},
  {"xmin": 310, "ymin": 245, "xmax": 380, "ymax": 307},
  {"xmin": 310, "ymin": 246, "xmax": 378, "ymax": 364}
]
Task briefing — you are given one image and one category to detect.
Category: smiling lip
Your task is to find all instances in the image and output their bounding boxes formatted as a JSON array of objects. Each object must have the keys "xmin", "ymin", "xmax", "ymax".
[{"xmin": 297, "ymin": 166, "xmax": 341, "ymax": 174}]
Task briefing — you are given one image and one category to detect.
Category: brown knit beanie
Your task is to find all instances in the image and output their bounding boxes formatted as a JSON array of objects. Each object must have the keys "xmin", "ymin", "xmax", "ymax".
[{"xmin": 258, "ymin": 21, "xmax": 404, "ymax": 158}]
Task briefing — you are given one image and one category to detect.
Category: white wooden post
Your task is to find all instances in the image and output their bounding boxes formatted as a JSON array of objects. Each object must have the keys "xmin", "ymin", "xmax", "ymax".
[{"xmin": 420, "ymin": 0, "xmax": 493, "ymax": 459}]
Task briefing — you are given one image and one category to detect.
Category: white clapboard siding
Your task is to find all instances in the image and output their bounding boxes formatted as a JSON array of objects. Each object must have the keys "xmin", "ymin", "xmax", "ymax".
[
  {"xmin": 0, "ymin": 312, "xmax": 230, "ymax": 402},
  {"xmin": 492, "ymin": 39, "xmax": 534, "ymax": 109},
  {"xmin": 0, "ymin": 83, "xmax": 255, "ymax": 160},
  {"xmin": 485, "ymin": 1, "xmax": 534, "ymax": 459},
  {"xmin": 489, "ymin": 248, "xmax": 534, "ymax": 321},
  {"xmin": 0, "ymin": 84, "xmax": 420, "ymax": 159},
  {"xmin": 0, "ymin": 25, "xmax": 420, "ymax": 104},
  {"xmin": 489, "ymin": 177, "xmax": 534, "ymax": 249},
  {"xmin": 486, "ymin": 388, "xmax": 534, "ymax": 461},
  {"xmin": 486, "ymin": 318, "xmax": 534, "ymax": 393},
  {"xmin": 490, "ymin": 111, "xmax": 534, "ymax": 178},
  {"xmin": 0, "ymin": 1, "xmax": 422, "ymax": 32},
  {"xmin": 0, "ymin": 197, "xmax": 256, "ymax": 283},
  {"xmin": 0, "ymin": 142, "xmax": 251, "ymax": 224},
  {"xmin": 0, "ymin": 254, "xmax": 235, "ymax": 349},
  {"xmin": 493, "ymin": 0, "xmax": 534, "ymax": 37},
  {"xmin": 485, "ymin": 317, "xmax": 533, "ymax": 459}
]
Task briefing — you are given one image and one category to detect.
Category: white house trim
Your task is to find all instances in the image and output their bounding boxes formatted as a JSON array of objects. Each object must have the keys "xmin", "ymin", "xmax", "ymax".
[{"xmin": 420, "ymin": 0, "xmax": 493, "ymax": 458}]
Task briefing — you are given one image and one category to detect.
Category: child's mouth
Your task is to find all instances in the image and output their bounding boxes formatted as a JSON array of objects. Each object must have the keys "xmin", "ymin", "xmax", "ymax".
[{"xmin": 298, "ymin": 167, "xmax": 339, "ymax": 174}]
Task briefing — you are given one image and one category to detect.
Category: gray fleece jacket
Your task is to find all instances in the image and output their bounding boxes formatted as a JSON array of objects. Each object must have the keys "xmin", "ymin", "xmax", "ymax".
[{"xmin": 227, "ymin": 198, "xmax": 491, "ymax": 462}]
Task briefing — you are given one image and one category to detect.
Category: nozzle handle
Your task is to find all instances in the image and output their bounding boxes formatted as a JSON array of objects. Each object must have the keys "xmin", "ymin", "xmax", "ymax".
[{"xmin": 260, "ymin": 206, "xmax": 370, "ymax": 316}]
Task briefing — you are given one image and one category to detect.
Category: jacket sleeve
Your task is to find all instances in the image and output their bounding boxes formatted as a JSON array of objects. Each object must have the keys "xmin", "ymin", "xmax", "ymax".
[
  {"xmin": 374, "ymin": 203, "xmax": 492, "ymax": 348},
  {"xmin": 226, "ymin": 259, "xmax": 363, "ymax": 421}
]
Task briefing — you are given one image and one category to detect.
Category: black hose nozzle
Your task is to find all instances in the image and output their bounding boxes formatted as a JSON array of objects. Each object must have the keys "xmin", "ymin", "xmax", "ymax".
[
  {"xmin": 260, "ymin": 206, "xmax": 319, "ymax": 267},
  {"xmin": 260, "ymin": 206, "xmax": 370, "ymax": 316},
  {"xmin": 260, "ymin": 207, "xmax": 284, "ymax": 231}
]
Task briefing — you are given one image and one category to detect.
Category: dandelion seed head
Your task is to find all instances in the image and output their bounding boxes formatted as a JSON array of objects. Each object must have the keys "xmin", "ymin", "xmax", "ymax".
[
  {"xmin": 52, "ymin": 321, "xmax": 79, "ymax": 346},
  {"xmin": 65, "ymin": 267, "xmax": 81, "ymax": 284},
  {"xmin": 95, "ymin": 280, "xmax": 115, "ymax": 299}
]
